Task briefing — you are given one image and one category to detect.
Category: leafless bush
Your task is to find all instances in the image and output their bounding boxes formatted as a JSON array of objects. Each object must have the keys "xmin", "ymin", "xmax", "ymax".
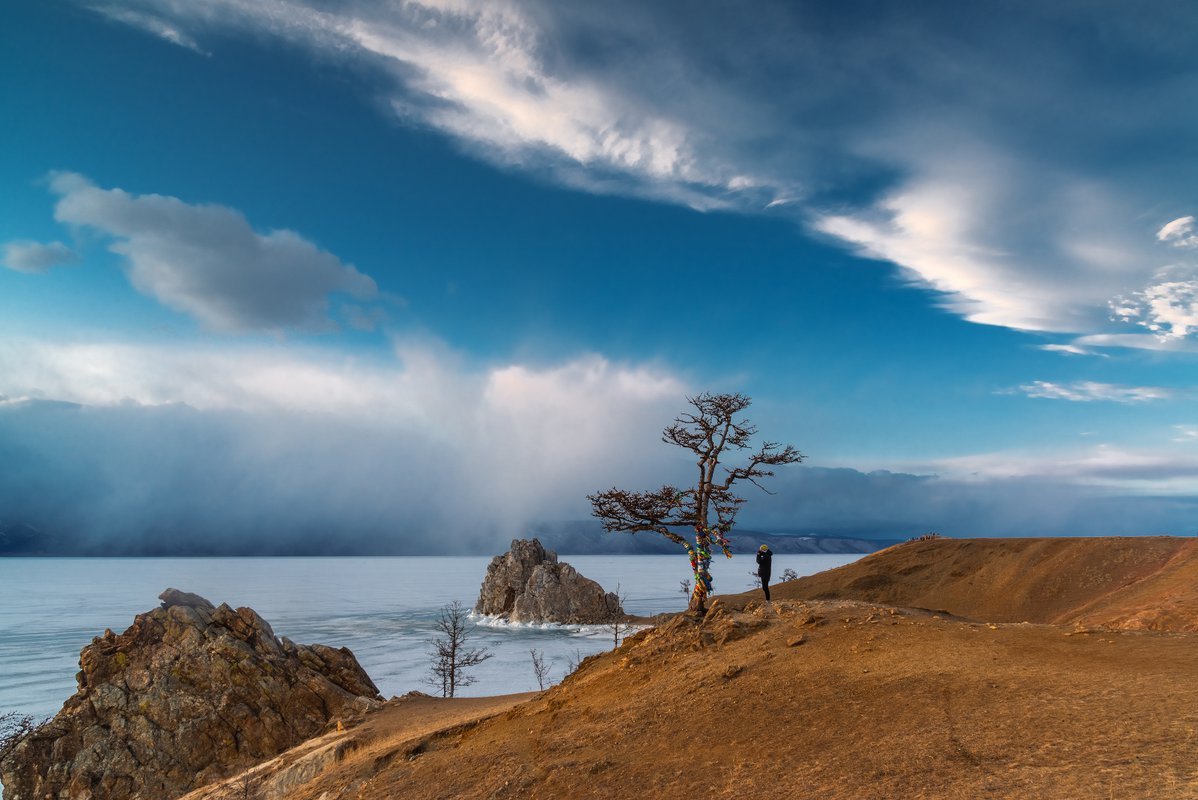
[
  {"xmin": 424, "ymin": 601, "xmax": 492, "ymax": 698},
  {"xmin": 231, "ymin": 769, "xmax": 256, "ymax": 800},
  {"xmin": 780, "ymin": 567, "xmax": 799, "ymax": 582},
  {"xmin": 530, "ymin": 649, "xmax": 550, "ymax": 690},
  {"xmin": 606, "ymin": 583, "xmax": 630, "ymax": 649}
]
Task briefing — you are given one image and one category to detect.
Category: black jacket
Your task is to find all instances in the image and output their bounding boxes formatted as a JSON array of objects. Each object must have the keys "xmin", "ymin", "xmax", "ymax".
[{"xmin": 756, "ymin": 548, "xmax": 772, "ymax": 579}]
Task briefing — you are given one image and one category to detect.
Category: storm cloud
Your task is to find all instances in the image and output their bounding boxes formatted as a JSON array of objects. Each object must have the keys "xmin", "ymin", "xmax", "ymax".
[
  {"xmin": 0, "ymin": 340, "xmax": 691, "ymax": 554},
  {"xmin": 2, "ymin": 338, "xmax": 1193, "ymax": 554}
]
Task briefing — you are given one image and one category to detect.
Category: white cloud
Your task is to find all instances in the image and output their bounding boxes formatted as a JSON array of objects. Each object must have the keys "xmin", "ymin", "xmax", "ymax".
[
  {"xmin": 1173, "ymin": 425, "xmax": 1198, "ymax": 443},
  {"xmin": 91, "ymin": 5, "xmax": 208, "ymax": 54},
  {"xmin": 1112, "ymin": 271, "xmax": 1198, "ymax": 340},
  {"xmin": 48, "ymin": 172, "xmax": 377, "ymax": 333},
  {"xmin": 2, "ymin": 240, "xmax": 78, "ymax": 273},
  {"xmin": 814, "ymin": 143, "xmax": 1162, "ymax": 335},
  {"xmin": 910, "ymin": 444, "xmax": 1198, "ymax": 494},
  {"xmin": 1071, "ymin": 333, "xmax": 1198, "ymax": 353},
  {"xmin": 1038, "ymin": 344, "xmax": 1106, "ymax": 358},
  {"xmin": 87, "ymin": 0, "xmax": 775, "ymax": 211},
  {"xmin": 1158, "ymin": 216, "xmax": 1198, "ymax": 248},
  {"xmin": 1016, "ymin": 381, "xmax": 1174, "ymax": 403}
]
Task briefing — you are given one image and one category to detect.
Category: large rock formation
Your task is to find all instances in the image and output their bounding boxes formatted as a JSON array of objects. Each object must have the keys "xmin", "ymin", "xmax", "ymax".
[
  {"xmin": 475, "ymin": 538, "xmax": 623, "ymax": 624},
  {"xmin": 0, "ymin": 588, "xmax": 382, "ymax": 800}
]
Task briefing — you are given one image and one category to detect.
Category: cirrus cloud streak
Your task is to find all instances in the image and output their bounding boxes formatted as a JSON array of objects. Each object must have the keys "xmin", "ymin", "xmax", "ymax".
[{"xmin": 85, "ymin": 0, "xmax": 1198, "ymax": 347}]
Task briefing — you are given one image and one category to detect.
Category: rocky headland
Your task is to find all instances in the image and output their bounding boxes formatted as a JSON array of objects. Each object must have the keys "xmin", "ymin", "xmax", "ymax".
[
  {"xmin": 474, "ymin": 538, "xmax": 623, "ymax": 624},
  {"xmin": 0, "ymin": 589, "xmax": 381, "ymax": 800}
]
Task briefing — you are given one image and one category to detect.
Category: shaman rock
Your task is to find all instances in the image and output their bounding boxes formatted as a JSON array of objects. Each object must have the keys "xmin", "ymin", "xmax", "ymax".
[
  {"xmin": 0, "ymin": 589, "xmax": 382, "ymax": 800},
  {"xmin": 475, "ymin": 538, "xmax": 623, "ymax": 624}
]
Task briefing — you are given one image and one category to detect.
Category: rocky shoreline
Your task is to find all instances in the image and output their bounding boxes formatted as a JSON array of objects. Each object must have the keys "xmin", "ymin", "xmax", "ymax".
[{"xmin": 0, "ymin": 589, "xmax": 380, "ymax": 800}]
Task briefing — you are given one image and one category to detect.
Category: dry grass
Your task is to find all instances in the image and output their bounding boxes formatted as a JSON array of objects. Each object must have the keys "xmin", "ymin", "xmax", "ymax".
[
  {"xmin": 188, "ymin": 537, "xmax": 1198, "ymax": 800},
  {"xmin": 762, "ymin": 536, "xmax": 1198, "ymax": 632},
  {"xmin": 223, "ymin": 600, "xmax": 1198, "ymax": 800}
]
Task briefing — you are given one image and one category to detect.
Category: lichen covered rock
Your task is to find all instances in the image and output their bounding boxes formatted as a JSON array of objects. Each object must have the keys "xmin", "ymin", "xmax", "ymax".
[
  {"xmin": 0, "ymin": 589, "xmax": 382, "ymax": 800},
  {"xmin": 475, "ymin": 538, "xmax": 623, "ymax": 624}
]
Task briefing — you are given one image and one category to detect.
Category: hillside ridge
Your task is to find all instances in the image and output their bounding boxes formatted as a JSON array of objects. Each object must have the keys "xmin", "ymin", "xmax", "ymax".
[{"xmin": 765, "ymin": 535, "xmax": 1198, "ymax": 631}]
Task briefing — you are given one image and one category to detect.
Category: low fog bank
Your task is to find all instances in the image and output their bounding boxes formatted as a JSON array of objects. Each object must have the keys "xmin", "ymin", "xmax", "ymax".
[
  {"xmin": 1, "ymin": 400, "xmax": 1194, "ymax": 556},
  {"xmin": 0, "ymin": 396, "xmax": 674, "ymax": 556}
]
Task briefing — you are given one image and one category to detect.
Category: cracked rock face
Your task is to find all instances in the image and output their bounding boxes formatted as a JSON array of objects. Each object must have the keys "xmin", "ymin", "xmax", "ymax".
[
  {"xmin": 474, "ymin": 538, "xmax": 623, "ymax": 624},
  {"xmin": 0, "ymin": 589, "xmax": 382, "ymax": 800}
]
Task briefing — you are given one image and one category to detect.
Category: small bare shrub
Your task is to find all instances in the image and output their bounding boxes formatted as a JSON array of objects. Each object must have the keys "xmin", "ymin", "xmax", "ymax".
[
  {"xmin": 424, "ymin": 601, "xmax": 492, "ymax": 698},
  {"xmin": 606, "ymin": 583, "xmax": 630, "ymax": 649},
  {"xmin": 530, "ymin": 649, "xmax": 550, "ymax": 690}
]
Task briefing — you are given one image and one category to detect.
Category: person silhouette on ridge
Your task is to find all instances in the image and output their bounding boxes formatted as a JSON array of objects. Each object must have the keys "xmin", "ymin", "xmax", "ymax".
[{"xmin": 756, "ymin": 544, "xmax": 773, "ymax": 602}]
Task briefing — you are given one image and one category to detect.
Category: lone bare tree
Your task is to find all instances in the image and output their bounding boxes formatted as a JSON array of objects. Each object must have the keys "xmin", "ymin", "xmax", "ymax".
[
  {"xmin": 605, "ymin": 583, "xmax": 630, "ymax": 649},
  {"xmin": 425, "ymin": 601, "xmax": 492, "ymax": 698},
  {"xmin": 589, "ymin": 393, "xmax": 803, "ymax": 614},
  {"xmin": 529, "ymin": 649, "xmax": 551, "ymax": 690}
]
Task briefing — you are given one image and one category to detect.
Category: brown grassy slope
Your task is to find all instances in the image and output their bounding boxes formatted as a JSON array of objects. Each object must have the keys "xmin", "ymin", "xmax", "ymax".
[
  {"xmin": 215, "ymin": 600, "xmax": 1198, "ymax": 800},
  {"xmin": 764, "ymin": 536, "xmax": 1198, "ymax": 631},
  {"xmin": 180, "ymin": 693, "xmax": 536, "ymax": 800}
]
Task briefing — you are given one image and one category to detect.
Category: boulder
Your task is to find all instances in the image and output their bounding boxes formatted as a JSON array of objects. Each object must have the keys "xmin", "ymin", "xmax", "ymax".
[
  {"xmin": 475, "ymin": 538, "xmax": 623, "ymax": 624},
  {"xmin": 0, "ymin": 589, "xmax": 382, "ymax": 800}
]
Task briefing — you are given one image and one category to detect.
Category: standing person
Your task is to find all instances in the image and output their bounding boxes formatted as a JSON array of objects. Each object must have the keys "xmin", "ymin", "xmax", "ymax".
[{"xmin": 756, "ymin": 544, "xmax": 773, "ymax": 601}]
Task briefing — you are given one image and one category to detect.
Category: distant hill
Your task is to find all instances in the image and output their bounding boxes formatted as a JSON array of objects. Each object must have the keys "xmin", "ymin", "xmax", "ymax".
[
  {"xmin": 0, "ymin": 519, "xmax": 895, "ymax": 556},
  {"xmin": 765, "ymin": 535, "xmax": 1198, "ymax": 632},
  {"xmin": 527, "ymin": 520, "xmax": 896, "ymax": 555},
  {"xmin": 0, "ymin": 522, "xmax": 51, "ymax": 555}
]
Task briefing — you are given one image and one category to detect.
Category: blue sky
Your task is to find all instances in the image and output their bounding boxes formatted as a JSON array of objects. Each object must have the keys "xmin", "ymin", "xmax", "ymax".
[{"xmin": 2, "ymin": 1, "xmax": 1197, "ymax": 552}]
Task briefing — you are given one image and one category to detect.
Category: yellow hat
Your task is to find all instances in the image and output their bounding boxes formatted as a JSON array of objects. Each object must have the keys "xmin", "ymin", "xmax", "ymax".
[{"xmin": 759, "ymin": 544, "xmax": 769, "ymax": 551}]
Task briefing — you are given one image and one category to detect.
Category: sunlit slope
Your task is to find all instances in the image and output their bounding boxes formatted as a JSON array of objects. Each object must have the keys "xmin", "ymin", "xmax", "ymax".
[
  {"xmin": 189, "ymin": 599, "xmax": 1198, "ymax": 800},
  {"xmin": 769, "ymin": 536, "xmax": 1198, "ymax": 631}
]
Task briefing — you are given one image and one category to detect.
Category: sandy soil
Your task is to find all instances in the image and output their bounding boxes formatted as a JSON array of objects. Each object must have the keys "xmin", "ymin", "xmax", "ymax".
[{"xmin": 187, "ymin": 537, "xmax": 1198, "ymax": 800}]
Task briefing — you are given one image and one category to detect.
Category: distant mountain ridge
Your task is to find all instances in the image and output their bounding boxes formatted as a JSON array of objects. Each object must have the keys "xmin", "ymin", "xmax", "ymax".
[
  {"xmin": 528, "ymin": 521, "xmax": 896, "ymax": 555},
  {"xmin": 0, "ymin": 519, "xmax": 895, "ymax": 556},
  {"xmin": 0, "ymin": 522, "xmax": 48, "ymax": 554}
]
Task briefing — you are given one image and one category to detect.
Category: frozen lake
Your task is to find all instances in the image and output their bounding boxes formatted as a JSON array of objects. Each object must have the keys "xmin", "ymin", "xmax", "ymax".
[{"xmin": 0, "ymin": 553, "xmax": 863, "ymax": 721}]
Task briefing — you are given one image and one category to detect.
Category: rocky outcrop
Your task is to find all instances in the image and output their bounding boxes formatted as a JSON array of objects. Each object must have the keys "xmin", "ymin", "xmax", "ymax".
[
  {"xmin": 475, "ymin": 538, "xmax": 623, "ymax": 624},
  {"xmin": 0, "ymin": 588, "xmax": 382, "ymax": 800}
]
